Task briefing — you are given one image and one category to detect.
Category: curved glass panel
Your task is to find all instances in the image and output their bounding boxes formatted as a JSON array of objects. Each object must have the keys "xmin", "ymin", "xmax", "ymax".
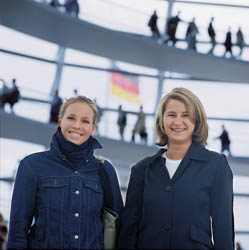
[
  {"xmin": 0, "ymin": 52, "xmax": 56, "ymax": 99},
  {"xmin": 0, "ymin": 26, "xmax": 58, "ymax": 60},
  {"xmin": 64, "ymin": 48, "xmax": 110, "ymax": 68},
  {"xmin": 80, "ymin": 0, "xmax": 168, "ymax": 35}
]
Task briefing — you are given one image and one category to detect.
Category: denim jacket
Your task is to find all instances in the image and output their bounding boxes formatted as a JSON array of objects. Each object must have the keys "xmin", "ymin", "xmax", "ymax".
[{"xmin": 7, "ymin": 133, "xmax": 123, "ymax": 249}]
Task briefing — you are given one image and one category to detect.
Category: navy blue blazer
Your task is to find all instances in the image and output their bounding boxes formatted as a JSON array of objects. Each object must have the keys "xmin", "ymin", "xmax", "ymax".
[{"xmin": 118, "ymin": 143, "xmax": 234, "ymax": 249}]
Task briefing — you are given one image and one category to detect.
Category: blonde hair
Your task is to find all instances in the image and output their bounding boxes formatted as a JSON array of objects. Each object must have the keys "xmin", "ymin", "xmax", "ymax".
[
  {"xmin": 155, "ymin": 87, "xmax": 208, "ymax": 147},
  {"xmin": 58, "ymin": 96, "xmax": 99, "ymax": 126}
]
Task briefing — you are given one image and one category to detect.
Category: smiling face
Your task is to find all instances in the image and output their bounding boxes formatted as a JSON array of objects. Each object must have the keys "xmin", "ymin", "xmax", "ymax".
[
  {"xmin": 163, "ymin": 98, "xmax": 195, "ymax": 147},
  {"xmin": 58, "ymin": 101, "xmax": 95, "ymax": 145}
]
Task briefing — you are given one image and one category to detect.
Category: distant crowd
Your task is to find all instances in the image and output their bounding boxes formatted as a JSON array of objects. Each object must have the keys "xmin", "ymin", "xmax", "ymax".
[
  {"xmin": 0, "ymin": 79, "xmax": 233, "ymax": 155},
  {"xmin": 42, "ymin": 1, "xmax": 247, "ymax": 59},
  {"xmin": 148, "ymin": 10, "xmax": 246, "ymax": 59}
]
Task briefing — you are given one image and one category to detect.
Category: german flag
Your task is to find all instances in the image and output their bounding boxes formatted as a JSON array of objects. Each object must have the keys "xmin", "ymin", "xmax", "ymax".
[{"xmin": 110, "ymin": 72, "xmax": 141, "ymax": 104}]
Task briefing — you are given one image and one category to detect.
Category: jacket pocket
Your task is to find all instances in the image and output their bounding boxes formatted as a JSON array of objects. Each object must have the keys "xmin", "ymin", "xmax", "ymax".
[
  {"xmin": 83, "ymin": 178, "xmax": 103, "ymax": 211},
  {"xmin": 41, "ymin": 177, "xmax": 69, "ymax": 188},
  {"xmin": 40, "ymin": 177, "xmax": 69, "ymax": 209},
  {"xmin": 190, "ymin": 225, "xmax": 214, "ymax": 249}
]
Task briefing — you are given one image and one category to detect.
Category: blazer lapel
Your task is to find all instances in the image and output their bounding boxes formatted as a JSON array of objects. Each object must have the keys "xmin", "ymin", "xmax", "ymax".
[
  {"xmin": 170, "ymin": 155, "xmax": 191, "ymax": 183},
  {"xmin": 170, "ymin": 143, "xmax": 208, "ymax": 183}
]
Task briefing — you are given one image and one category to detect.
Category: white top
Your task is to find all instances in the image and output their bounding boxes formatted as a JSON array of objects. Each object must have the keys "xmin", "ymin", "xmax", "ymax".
[{"xmin": 163, "ymin": 154, "xmax": 182, "ymax": 179}]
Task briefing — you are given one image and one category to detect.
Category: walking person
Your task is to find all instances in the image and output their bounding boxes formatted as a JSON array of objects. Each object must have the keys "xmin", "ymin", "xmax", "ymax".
[
  {"xmin": 215, "ymin": 124, "xmax": 232, "ymax": 157},
  {"xmin": 147, "ymin": 10, "xmax": 161, "ymax": 39},
  {"xmin": 131, "ymin": 105, "xmax": 147, "ymax": 144},
  {"xmin": 223, "ymin": 27, "xmax": 234, "ymax": 58},
  {"xmin": 118, "ymin": 87, "xmax": 234, "ymax": 249},
  {"xmin": 185, "ymin": 17, "xmax": 199, "ymax": 51},
  {"xmin": 207, "ymin": 17, "xmax": 216, "ymax": 54},
  {"xmin": 117, "ymin": 105, "xmax": 127, "ymax": 140},
  {"xmin": 236, "ymin": 26, "xmax": 245, "ymax": 58},
  {"xmin": 7, "ymin": 96, "xmax": 123, "ymax": 249},
  {"xmin": 164, "ymin": 11, "xmax": 182, "ymax": 46}
]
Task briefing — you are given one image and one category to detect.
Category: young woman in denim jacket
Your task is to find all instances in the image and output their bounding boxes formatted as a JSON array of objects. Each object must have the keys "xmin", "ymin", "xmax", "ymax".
[
  {"xmin": 118, "ymin": 88, "xmax": 234, "ymax": 249},
  {"xmin": 7, "ymin": 96, "xmax": 123, "ymax": 249}
]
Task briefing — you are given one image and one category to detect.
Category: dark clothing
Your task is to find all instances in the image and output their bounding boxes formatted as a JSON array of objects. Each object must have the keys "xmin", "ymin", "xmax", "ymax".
[
  {"xmin": 165, "ymin": 15, "xmax": 181, "ymax": 45},
  {"xmin": 148, "ymin": 12, "xmax": 160, "ymax": 38},
  {"xmin": 65, "ymin": 0, "xmax": 79, "ymax": 16},
  {"xmin": 208, "ymin": 22, "xmax": 215, "ymax": 38},
  {"xmin": 0, "ymin": 237, "xmax": 4, "ymax": 250},
  {"xmin": 1, "ymin": 86, "xmax": 20, "ymax": 108},
  {"xmin": 49, "ymin": 95, "xmax": 62, "ymax": 123},
  {"xmin": 117, "ymin": 110, "xmax": 127, "ymax": 139},
  {"xmin": 224, "ymin": 31, "xmax": 233, "ymax": 56},
  {"xmin": 219, "ymin": 129, "xmax": 231, "ymax": 155},
  {"xmin": 208, "ymin": 21, "xmax": 216, "ymax": 53},
  {"xmin": 7, "ymin": 129, "xmax": 123, "ymax": 249},
  {"xmin": 118, "ymin": 143, "xmax": 234, "ymax": 249}
]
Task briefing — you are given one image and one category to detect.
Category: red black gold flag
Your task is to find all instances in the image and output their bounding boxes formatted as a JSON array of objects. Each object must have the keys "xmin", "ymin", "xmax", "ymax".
[{"xmin": 110, "ymin": 72, "xmax": 141, "ymax": 104}]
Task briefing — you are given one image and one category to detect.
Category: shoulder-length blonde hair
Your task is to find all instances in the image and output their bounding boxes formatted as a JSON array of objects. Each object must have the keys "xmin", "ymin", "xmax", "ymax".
[
  {"xmin": 58, "ymin": 96, "xmax": 99, "ymax": 126},
  {"xmin": 155, "ymin": 87, "xmax": 208, "ymax": 147}
]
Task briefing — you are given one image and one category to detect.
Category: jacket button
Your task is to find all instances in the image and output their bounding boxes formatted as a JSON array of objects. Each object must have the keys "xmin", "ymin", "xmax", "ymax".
[
  {"xmin": 74, "ymin": 235, "xmax": 79, "ymax": 240},
  {"xmin": 165, "ymin": 186, "xmax": 172, "ymax": 192},
  {"xmin": 74, "ymin": 213, "xmax": 79, "ymax": 217},
  {"xmin": 74, "ymin": 190, "xmax": 80, "ymax": 195},
  {"xmin": 74, "ymin": 170, "xmax": 78, "ymax": 174}
]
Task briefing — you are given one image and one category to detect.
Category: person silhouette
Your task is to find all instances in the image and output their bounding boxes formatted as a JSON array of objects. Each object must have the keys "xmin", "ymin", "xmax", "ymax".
[
  {"xmin": 117, "ymin": 105, "xmax": 127, "ymax": 140},
  {"xmin": 236, "ymin": 26, "xmax": 245, "ymax": 58},
  {"xmin": 223, "ymin": 27, "xmax": 233, "ymax": 58},
  {"xmin": 207, "ymin": 17, "xmax": 216, "ymax": 54},
  {"xmin": 49, "ymin": 89, "xmax": 63, "ymax": 123},
  {"xmin": 164, "ymin": 11, "xmax": 182, "ymax": 46},
  {"xmin": 1, "ymin": 78, "xmax": 20, "ymax": 113},
  {"xmin": 185, "ymin": 17, "xmax": 199, "ymax": 51},
  {"xmin": 147, "ymin": 10, "xmax": 161, "ymax": 39},
  {"xmin": 131, "ymin": 105, "xmax": 147, "ymax": 144},
  {"xmin": 215, "ymin": 125, "xmax": 232, "ymax": 156}
]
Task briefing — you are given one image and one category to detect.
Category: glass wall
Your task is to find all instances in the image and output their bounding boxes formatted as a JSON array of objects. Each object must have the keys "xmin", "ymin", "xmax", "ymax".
[{"xmin": 1, "ymin": 0, "xmax": 249, "ymax": 244}]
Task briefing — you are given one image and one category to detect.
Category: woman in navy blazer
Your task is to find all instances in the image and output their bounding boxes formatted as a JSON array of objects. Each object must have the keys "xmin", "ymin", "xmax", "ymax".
[{"xmin": 118, "ymin": 87, "xmax": 234, "ymax": 249}]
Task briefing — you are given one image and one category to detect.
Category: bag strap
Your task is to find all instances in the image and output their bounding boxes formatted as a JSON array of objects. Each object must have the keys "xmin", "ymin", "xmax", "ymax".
[{"xmin": 97, "ymin": 158, "xmax": 114, "ymax": 211}]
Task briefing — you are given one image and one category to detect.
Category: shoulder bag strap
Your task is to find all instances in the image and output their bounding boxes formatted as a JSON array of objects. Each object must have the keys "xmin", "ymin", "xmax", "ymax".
[{"xmin": 97, "ymin": 158, "xmax": 114, "ymax": 211}]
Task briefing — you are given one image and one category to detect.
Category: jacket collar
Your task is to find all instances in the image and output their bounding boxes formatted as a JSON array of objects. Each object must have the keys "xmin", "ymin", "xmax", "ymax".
[
  {"xmin": 50, "ymin": 129, "xmax": 103, "ymax": 158},
  {"xmin": 150, "ymin": 143, "xmax": 209, "ymax": 183},
  {"xmin": 150, "ymin": 147, "xmax": 167, "ymax": 161},
  {"xmin": 171, "ymin": 142, "xmax": 208, "ymax": 183},
  {"xmin": 184, "ymin": 142, "xmax": 209, "ymax": 162}
]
